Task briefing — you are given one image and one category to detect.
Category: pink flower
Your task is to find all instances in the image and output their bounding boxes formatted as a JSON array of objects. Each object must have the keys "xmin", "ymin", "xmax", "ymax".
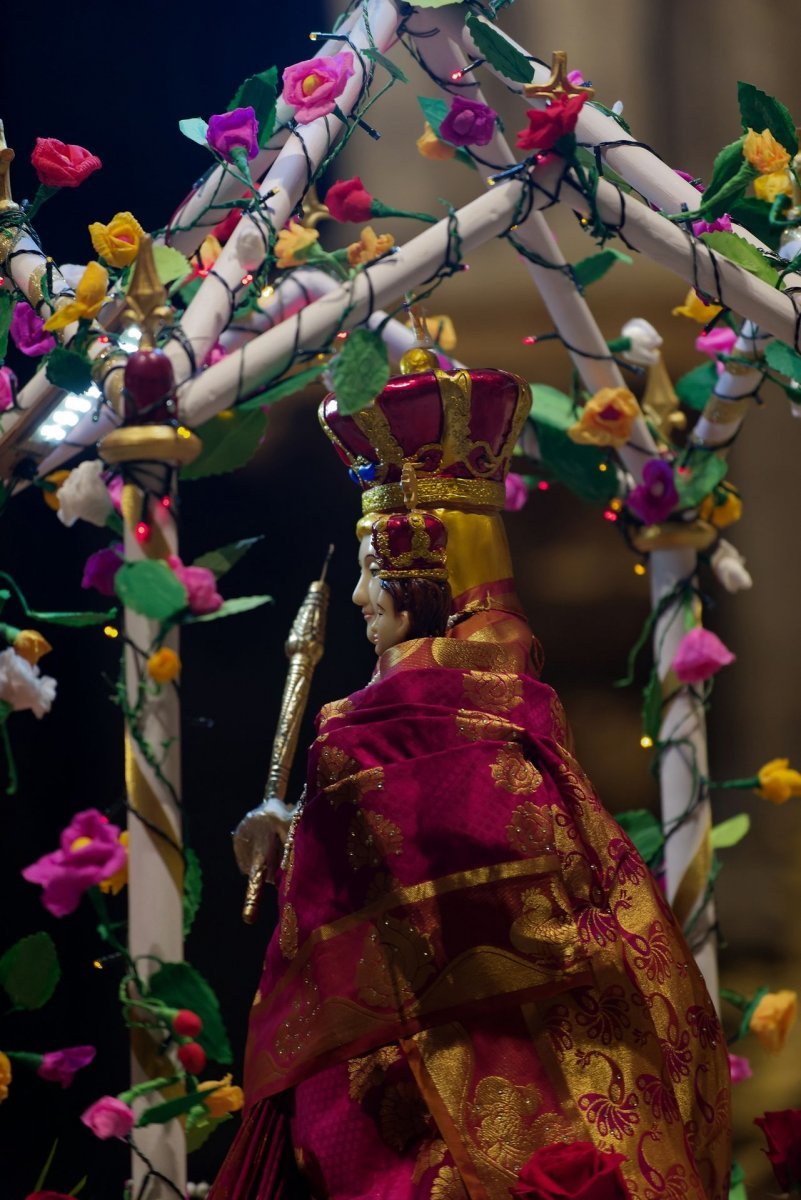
[
  {"xmin": 0, "ymin": 366, "xmax": 17, "ymax": 413},
  {"xmin": 38, "ymin": 1045, "xmax": 96, "ymax": 1087},
  {"xmin": 627, "ymin": 459, "xmax": 678, "ymax": 524},
  {"xmin": 729, "ymin": 1053, "xmax": 752, "ymax": 1085},
  {"xmin": 22, "ymin": 809, "xmax": 127, "ymax": 917},
  {"xmin": 31, "ymin": 138, "xmax": 102, "ymax": 189},
  {"xmin": 439, "ymin": 98, "xmax": 497, "ymax": 148},
  {"xmin": 692, "ymin": 214, "xmax": 733, "ymax": 237},
  {"xmin": 207, "ymin": 107, "xmax": 259, "ymax": 162},
  {"xmin": 672, "ymin": 627, "xmax": 735, "ymax": 684},
  {"xmin": 567, "ymin": 70, "xmax": 587, "ymax": 86},
  {"xmin": 516, "ymin": 93, "xmax": 586, "ymax": 152},
  {"xmin": 281, "ymin": 51, "xmax": 354, "ymax": 124},
  {"xmin": 9, "ymin": 303, "xmax": 56, "ymax": 357},
  {"xmin": 676, "ymin": 169, "xmax": 705, "ymax": 193},
  {"xmin": 81, "ymin": 544, "xmax": 123, "ymax": 596},
  {"xmin": 695, "ymin": 326, "xmax": 737, "ymax": 375},
  {"xmin": 105, "ymin": 473, "xmax": 124, "ymax": 513},
  {"xmin": 80, "ymin": 1095, "xmax": 135, "ymax": 1139},
  {"xmin": 203, "ymin": 342, "xmax": 228, "ymax": 367},
  {"xmin": 504, "ymin": 473, "xmax": 529, "ymax": 511},
  {"xmin": 325, "ymin": 176, "xmax": 373, "ymax": 223},
  {"xmin": 168, "ymin": 555, "xmax": 223, "ymax": 615}
]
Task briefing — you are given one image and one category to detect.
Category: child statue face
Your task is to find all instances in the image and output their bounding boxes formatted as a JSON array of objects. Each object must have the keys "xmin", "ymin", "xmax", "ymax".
[
  {"xmin": 371, "ymin": 584, "xmax": 411, "ymax": 656},
  {"xmin": 352, "ymin": 534, "xmax": 379, "ymax": 641}
]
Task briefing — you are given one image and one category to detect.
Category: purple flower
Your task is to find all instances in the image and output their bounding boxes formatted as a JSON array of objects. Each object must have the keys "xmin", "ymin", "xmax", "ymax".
[
  {"xmin": 627, "ymin": 459, "xmax": 678, "ymax": 524},
  {"xmin": 206, "ymin": 106, "xmax": 259, "ymax": 162},
  {"xmin": 81, "ymin": 544, "xmax": 123, "ymax": 596},
  {"xmin": 9, "ymin": 302, "xmax": 56, "ymax": 357},
  {"xmin": 22, "ymin": 809, "xmax": 127, "ymax": 917},
  {"xmin": 81, "ymin": 1095, "xmax": 135, "ymax": 1139},
  {"xmin": 281, "ymin": 51, "xmax": 354, "ymax": 124},
  {"xmin": 692, "ymin": 214, "xmax": 733, "ymax": 237},
  {"xmin": 0, "ymin": 366, "xmax": 16, "ymax": 413},
  {"xmin": 729, "ymin": 1053, "xmax": 752, "ymax": 1085},
  {"xmin": 439, "ymin": 97, "xmax": 497, "ymax": 148},
  {"xmin": 672, "ymin": 627, "xmax": 735, "ymax": 685},
  {"xmin": 38, "ymin": 1045, "xmax": 96, "ymax": 1087},
  {"xmin": 168, "ymin": 555, "xmax": 223, "ymax": 615},
  {"xmin": 504, "ymin": 473, "xmax": 529, "ymax": 511}
]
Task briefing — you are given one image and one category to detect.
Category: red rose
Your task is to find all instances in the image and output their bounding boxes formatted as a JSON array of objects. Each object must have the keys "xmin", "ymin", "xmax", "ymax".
[
  {"xmin": 31, "ymin": 138, "xmax": 102, "ymax": 188},
  {"xmin": 172, "ymin": 1008, "xmax": 203, "ymax": 1037},
  {"xmin": 755, "ymin": 1109, "xmax": 801, "ymax": 1192},
  {"xmin": 325, "ymin": 176, "xmax": 373, "ymax": 223},
  {"xmin": 514, "ymin": 1141, "xmax": 629, "ymax": 1200},
  {"xmin": 212, "ymin": 207, "xmax": 243, "ymax": 243},
  {"xmin": 516, "ymin": 93, "xmax": 587, "ymax": 152},
  {"xmin": 177, "ymin": 1041, "xmax": 207, "ymax": 1074}
]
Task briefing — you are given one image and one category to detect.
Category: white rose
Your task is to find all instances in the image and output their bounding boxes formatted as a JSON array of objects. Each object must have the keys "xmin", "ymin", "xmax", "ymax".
[
  {"xmin": 56, "ymin": 460, "xmax": 113, "ymax": 528},
  {"xmin": 0, "ymin": 648, "xmax": 57, "ymax": 718},
  {"xmin": 711, "ymin": 538, "xmax": 753, "ymax": 593},
  {"xmin": 621, "ymin": 317, "xmax": 663, "ymax": 367}
]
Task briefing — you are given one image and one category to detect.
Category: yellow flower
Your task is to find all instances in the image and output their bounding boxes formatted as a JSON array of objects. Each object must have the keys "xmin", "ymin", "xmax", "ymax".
[
  {"xmin": 42, "ymin": 469, "xmax": 71, "ymax": 511},
  {"xmin": 743, "ymin": 128, "xmax": 791, "ymax": 176},
  {"xmin": 754, "ymin": 170, "xmax": 792, "ymax": 203},
  {"xmin": 199, "ymin": 234, "xmax": 222, "ymax": 271},
  {"xmin": 699, "ymin": 484, "xmax": 742, "ymax": 529},
  {"xmin": 199, "ymin": 1073, "xmax": 245, "ymax": 1117},
  {"xmin": 408, "ymin": 314, "xmax": 457, "ymax": 353},
  {"xmin": 274, "ymin": 220, "xmax": 319, "ymax": 270},
  {"xmin": 13, "ymin": 630, "xmax": 52, "ymax": 666},
  {"xmin": 567, "ymin": 387, "xmax": 640, "ymax": 448},
  {"xmin": 147, "ymin": 647, "xmax": 181, "ymax": 685},
  {"xmin": 671, "ymin": 290, "xmax": 722, "ymax": 323},
  {"xmin": 755, "ymin": 758, "xmax": 801, "ymax": 804},
  {"xmin": 749, "ymin": 989, "xmax": 797, "ymax": 1052},
  {"xmin": 0, "ymin": 1050, "xmax": 11, "ymax": 1103},
  {"xmin": 346, "ymin": 226, "xmax": 395, "ymax": 267},
  {"xmin": 88, "ymin": 211, "xmax": 145, "ymax": 268},
  {"xmin": 43, "ymin": 262, "xmax": 109, "ymax": 332},
  {"xmin": 99, "ymin": 830, "xmax": 129, "ymax": 895},
  {"xmin": 416, "ymin": 123, "xmax": 456, "ymax": 162}
]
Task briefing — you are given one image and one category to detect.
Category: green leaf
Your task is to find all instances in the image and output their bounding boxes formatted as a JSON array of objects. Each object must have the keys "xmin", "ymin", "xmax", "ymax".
[
  {"xmin": 147, "ymin": 961, "xmax": 232, "ymax": 1063},
  {"xmin": 45, "ymin": 347, "xmax": 93, "ymax": 394},
  {"xmin": 641, "ymin": 668, "xmax": 663, "ymax": 743},
  {"xmin": 700, "ymin": 229, "xmax": 780, "ymax": 287},
  {"xmin": 737, "ymin": 81, "xmax": 798, "ymax": 155},
  {"xmin": 615, "ymin": 809, "xmax": 664, "ymax": 867},
  {"xmin": 0, "ymin": 292, "xmax": 14, "ymax": 361},
  {"xmin": 178, "ymin": 117, "xmax": 210, "ymax": 146},
  {"xmin": 528, "ymin": 385, "xmax": 618, "ymax": 505},
  {"xmin": 136, "ymin": 1088, "xmax": 208, "ymax": 1128},
  {"xmin": 187, "ymin": 595, "xmax": 272, "ymax": 623},
  {"xmin": 186, "ymin": 1109, "xmax": 232, "ymax": 1153},
  {"xmin": 193, "ymin": 537, "xmax": 262, "ymax": 579},
  {"xmin": 180, "ymin": 409, "xmax": 268, "ymax": 480},
  {"xmin": 711, "ymin": 812, "xmax": 751, "ymax": 850},
  {"xmin": 151, "ymin": 245, "xmax": 192, "ymax": 286},
  {"xmin": 573, "ymin": 248, "xmax": 632, "ymax": 289},
  {"xmin": 728, "ymin": 196, "xmax": 782, "ymax": 252},
  {"xmin": 465, "ymin": 12, "xmax": 533, "ymax": 83},
  {"xmin": 674, "ymin": 450, "xmax": 728, "ymax": 509},
  {"xmin": 765, "ymin": 339, "xmax": 801, "ymax": 384},
  {"xmin": 33, "ymin": 1139, "xmax": 59, "ymax": 1192},
  {"xmin": 331, "ymin": 328, "xmax": 390, "ymax": 415},
  {"xmin": 0, "ymin": 932, "xmax": 60, "ymax": 1010},
  {"xmin": 229, "ymin": 66, "xmax": 278, "ymax": 148},
  {"xmin": 675, "ymin": 361, "xmax": 718, "ymax": 412},
  {"xmin": 183, "ymin": 847, "xmax": 203, "ymax": 937},
  {"xmin": 590, "ymin": 101, "xmax": 632, "ymax": 137},
  {"xmin": 114, "ymin": 561, "xmax": 188, "ymax": 621},
  {"xmin": 235, "ymin": 362, "xmax": 327, "ymax": 411},
  {"xmin": 27, "ymin": 608, "xmax": 116, "ymax": 627},
  {"xmin": 698, "ymin": 139, "xmax": 755, "ymax": 219},
  {"xmin": 728, "ymin": 1161, "xmax": 747, "ymax": 1200},
  {"xmin": 416, "ymin": 96, "xmax": 477, "ymax": 169},
  {"xmin": 364, "ymin": 47, "xmax": 408, "ymax": 84}
]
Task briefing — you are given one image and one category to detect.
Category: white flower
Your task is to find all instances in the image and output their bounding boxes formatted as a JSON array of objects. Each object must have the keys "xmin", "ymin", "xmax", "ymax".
[
  {"xmin": 0, "ymin": 648, "xmax": 56, "ymax": 718},
  {"xmin": 621, "ymin": 317, "xmax": 663, "ymax": 367},
  {"xmin": 56, "ymin": 263, "xmax": 86, "ymax": 292},
  {"xmin": 711, "ymin": 538, "xmax": 752, "ymax": 593},
  {"xmin": 56, "ymin": 460, "xmax": 113, "ymax": 528},
  {"xmin": 612, "ymin": 100, "xmax": 625, "ymax": 116},
  {"xmin": 236, "ymin": 226, "xmax": 267, "ymax": 272}
]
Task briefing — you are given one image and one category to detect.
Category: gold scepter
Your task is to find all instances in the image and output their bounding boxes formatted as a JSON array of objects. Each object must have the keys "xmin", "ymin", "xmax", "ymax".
[{"xmin": 241, "ymin": 546, "xmax": 334, "ymax": 922}]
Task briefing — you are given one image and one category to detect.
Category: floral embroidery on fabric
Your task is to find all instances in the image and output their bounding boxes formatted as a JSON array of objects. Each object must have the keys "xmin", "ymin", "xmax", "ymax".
[
  {"xmin": 317, "ymin": 696, "xmax": 354, "ymax": 730},
  {"xmin": 430, "ymin": 1164, "xmax": 469, "ymax": 1200},
  {"xmin": 274, "ymin": 969, "xmax": 321, "ymax": 1062},
  {"xmin": 379, "ymin": 1081, "xmax": 432, "ymax": 1151},
  {"xmin": 469, "ymin": 1075, "xmax": 543, "ymax": 1170},
  {"xmin": 573, "ymin": 985, "xmax": 632, "ymax": 1046},
  {"xmin": 506, "ymin": 801, "xmax": 555, "ymax": 856},
  {"xmin": 576, "ymin": 1052, "xmax": 641, "ymax": 1142},
  {"xmin": 491, "ymin": 744, "xmax": 543, "ymax": 794},
  {"xmin": 327, "ymin": 765, "xmax": 385, "ymax": 809},
  {"xmin": 355, "ymin": 916, "xmax": 434, "ymax": 1008},
  {"xmin": 510, "ymin": 884, "xmax": 580, "ymax": 959},
  {"xmin": 462, "ymin": 670, "xmax": 523, "ymax": 713},
  {"xmin": 542, "ymin": 1002, "xmax": 574, "ymax": 1061},
  {"xmin": 412, "ymin": 1138, "xmax": 448, "ymax": 1184},
  {"xmin": 455, "ymin": 708, "xmax": 521, "ymax": 742},
  {"xmin": 347, "ymin": 1043, "xmax": 403, "ymax": 1102},
  {"xmin": 317, "ymin": 742, "xmax": 360, "ymax": 789},
  {"xmin": 347, "ymin": 809, "xmax": 403, "ymax": 868},
  {"xmin": 636, "ymin": 1072, "xmax": 681, "ymax": 1124},
  {"xmin": 279, "ymin": 902, "xmax": 298, "ymax": 960}
]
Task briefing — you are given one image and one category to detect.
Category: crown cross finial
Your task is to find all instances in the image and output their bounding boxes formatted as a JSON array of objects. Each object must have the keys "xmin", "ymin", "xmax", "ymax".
[
  {"xmin": 122, "ymin": 233, "xmax": 173, "ymax": 349},
  {"xmin": 0, "ymin": 121, "xmax": 18, "ymax": 213},
  {"xmin": 523, "ymin": 51, "xmax": 595, "ymax": 103}
]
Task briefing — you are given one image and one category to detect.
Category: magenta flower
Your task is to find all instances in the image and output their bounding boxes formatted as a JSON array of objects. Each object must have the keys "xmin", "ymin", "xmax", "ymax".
[
  {"xmin": 325, "ymin": 176, "xmax": 373, "ymax": 223},
  {"xmin": 676, "ymin": 169, "xmax": 705, "ymax": 193},
  {"xmin": 440, "ymin": 97, "xmax": 497, "ymax": 148},
  {"xmin": 80, "ymin": 1095, "xmax": 135, "ymax": 1139},
  {"xmin": 105, "ymin": 473, "xmax": 123, "ymax": 513},
  {"xmin": 207, "ymin": 106, "xmax": 259, "ymax": 162},
  {"xmin": 281, "ymin": 51, "xmax": 354, "ymax": 124},
  {"xmin": 22, "ymin": 809, "xmax": 127, "ymax": 917},
  {"xmin": 567, "ymin": 69, "xmax": 586, "ymax": 86},
  {"xmin": 38, "ymin": 1045, "xmax": 96, "ymax": 1087},
  {"xmin": 692, "ymin": 213, "xmax": 733, "ymax": 237},
  {"xmin": 168, "ymin": 555, "xmax": 223, "ymax": 615},
  {"xmin": 0, "ymin": 366, "xmax": 17, "ymax": 413},
  {"xmin": 627, "ymin": 459, "xmax": 678, "ymax": 524},
  {"xmin": 10, "ymin": 302, "xmax": 56, "ymax": 357},
  {"xmin": 504, "ymin": 473, "xmax": 529, "ymax": 511},
  {"xmin": 672, "ymin": 627, "xmax": 735, "ymax": 685},
  {"xmin": 729, "ymin": 1053, "xmax": 752, "ymax": 1085},
  {"xmin": 203, "ymin": 342, "xmax": 228, "ymax": 368},
  {"xmin": 81, "ymin": 544, "xmax": 123, "ymax": 596},
  {"xmin": 695, "ymin": 326, "xmax": 737, "ymax": 375}
]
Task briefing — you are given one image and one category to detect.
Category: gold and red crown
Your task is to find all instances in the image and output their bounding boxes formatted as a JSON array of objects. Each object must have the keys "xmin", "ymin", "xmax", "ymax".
[
  {"xmin": 319, "ymin": 362, "xmax": 530, "ymax": 515},
  {"xmin": 371, "ymin": 510, "xmax": 448, "ymax": 580}
]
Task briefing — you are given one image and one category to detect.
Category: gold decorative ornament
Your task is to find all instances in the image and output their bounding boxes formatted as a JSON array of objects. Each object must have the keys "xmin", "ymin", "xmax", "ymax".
[
  {"xmin": 641, "ymin": 356, "xmax": 686, "ymax": 440},
  {"xmin": 300, "ymin": 185, "xmax": 331, "ymax": 229},
  {"xmin": 121, "ymin": 233, "xmax": 173, "ymax": 350},
  {"xmin": 0, "ymin": 121, "xmax": 17, "ymax": 213},
  {"xmin": 100, "ymin": 424, "xmax": 202, "ymax": 466},
  {"xmin": 523, "ymin": 51, "xmax": 595, "ymax": 103},
  {"xmin": 400, "ymin": 306, "xmax": 439, "ymax": 375},
  {"xmin": 630, "ymin": 518, "xmax": 717, "ymax": 553}
]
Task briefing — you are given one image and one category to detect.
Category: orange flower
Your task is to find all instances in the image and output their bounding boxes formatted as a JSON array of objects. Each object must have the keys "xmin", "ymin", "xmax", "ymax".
[
  {"xmin": 13, "ymin": 630, "xmax": 52, "ymax": 665},
  {"xmin": 147, "ymin": 647, "xmax": 181, "ymax": 685},
  {"xmin": 416, "ymin": 123, "xmax": 456, "ymax": 162},
  {"xmin": 749, "ymin": 989, "xmax": 797, "ymax": 1053},
  {"xmin": 274, "ymin": 220, "xmax": 319, "ymax": 269},
  {"xmin": 0, "ymin": 1050, "xmax": 11, "ymax": 1103},
  {"xmin": 755, "ymin": 759, "xmax": 801, "ymax": 805},
  {"xmin": 346, "ymin": 226, "xmax": 395, "ymax": 267},
  {"xmin": 199, "ymin": 1073, "xmax": 245, "ymax": 1117},
  {"xmin": 42, "ymin": 469, "xmax": 71, "ymax": 512},
  {"xmin": 567, "ymin": 387, "xmax": 640, "ymax": 448},
  {"xmin": 743, "ymin": 128, "xmax": 791, "ymax": 175},
  {"xmin": 99, "ymin": 830, "xmax": 129, "ymax": 895}
]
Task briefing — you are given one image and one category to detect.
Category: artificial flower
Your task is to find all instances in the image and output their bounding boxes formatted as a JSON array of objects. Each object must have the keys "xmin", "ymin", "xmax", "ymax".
[
  {"xmin": 754, "ymin": 170, "xmax": 792, "ymax": 203},
  {"xmin": 80, "ymin": 1095, "xmax": 135, "ymax": 1139},
  {"xmin": 173, "ymin": 1010, "xmax": 203, "ymax": 1037},
  {"xmin": 13, "ymin": 630, "xmax": 52, "ymax": 666},
  {"xmin": 81, "ymin": 544, "xmax": 124, "ymax": 596},
  {"xmin": 710, "ymin": 538, "xmax": 752, "ymax": 593},
  {"xmin": 691, "ymin": 214, "xmax": 733, "ymax": 237},
  {"xmin": 204, "ymin": 342, "xmax": 228, "ymax": 367},
  {"xmin": 346, "ymin": 226, "xmax": 395, "ymax": 267},
  {"xmin": 207, "ymin": 106, "xmax": 259, "ymax": 163},
  {"xmin": 31, "ymin": 138, "xmax": 102, "ymax": 189},
  {"xmin": 147, "ymin": 647, "xmax": 181, "ymax": 684},
  {"xmin": 281, "ymin": 51, "xmax": 355, "ymax": 124},
  {"xmin": 198, "ymin": 234, "xmax": 222, "ymax": 273},
  {"xmin": 177, "ymin": 1042, "xmax": 207, "ymax": 1074},
  {"xmin": 743, "ymin": 128, "xmax": 790, "ymax": 175},
  {"xmin": 728, "ymin": 1053, "xmax": 752, "ymax": 1085},
  {"xmin": 700, "ymin": 487, "xmax": 742, "ymax": 528},
  {"xmin": 42, "ymin": 470, "xmax": 71, "ymax": 512},
  {"xmin": 514, "ymin": 1140, "xmax": 628, "ymax": 1200},
  {"xmin": 439, "ymin": 97, "xmax": 497, "ymax": 147},
  {"xmin": 755, "ymin": 758, "xmax": 801, "ymax": 805},
  {"xmin": 672, "ymin": 627, "xmax": 735, "ymax": 684},
  {"xmin": 750, "ymin": 990, "xmax": 797, "ymax": 1053},
  {"xmin": 274, "ymin": 220, "xmax": 319, "ymax": 270},
  {"xmin": 167, "ymin": 555, "xmax": 223, "ymax": 615},
  {"xmin": 22, "ymin": 808, "xmax": 126, "ymax": 917},
  {"xmin": 695, "ymin": 325, "xmax": 737, "ymax": 370},
  {"xmin": 516, "ymin": 93, "xmax": 587, "ymax": 152},
  {"xmin": 671, "ymin": 290, "xmax": 722, "ymax": 323},
  {"xmin": 567, "ymin": 387, "xmax": 640, "ymax": 448},
  {"xmin": 620, "ymin": 317, "xmax": 662, "ymax": 367},
  {"xmin": 98, "ymin": 830, "xmax": 128, "ymax": 895},
  {"xmin": 627, "ymin": 459, "xmax": 678, "ymax": 525},
  {"xmin": 567, "ymin": 69, "xmax": 587, "ymax": 86},
  {"xmin": 0, "ymin": 1050, "xmax": 11, "ymax": 1103},
  {"xmin": 325, "ymin": 176, "xmax": 373, "ymax": 223},
  {"xmin": 416, "ymin": 123, "xmax": 456, "ymax": 161},
  {"xmin": 0, "ymin": 366, "xmax": 16, "ymax": 413},
  {"xmin": 88, "ymin": 211, "xmax": 145, "ymax": 268},
  {"xmin": 754, "ymin": 1108, "xmax": 801, "ymax": 1192},
  {"xmin": 199, "ymin": 1073, "xmax": 244, "ymax": 1118},
  {"xmin": 213, "ymin": 207, "xmax": 243, "ymax": 243},
  {"xmin": 0, "ymin": 648, "xmax": 56, "ymax": 719},
  {"xmin": 9, "ymin": 303, "xmax": 56, "ymax": 357},
  {"xmin": 43, "ymin": 261, "xmax": 109, "ymax": 332},
  {"xmin": 38, "ymin": 1045, "xmax": 96, "ymax": 1088},
  {"xmin": 505, "ymin": 473, "xmax": 529, "ymax": 512},
  {"xmin": 675, "ymin": 169, "xmax": 705, "ymax": 192},
  {"xmin": 55, "ymin": 459, "xmax": 113, "ymax": 528}
]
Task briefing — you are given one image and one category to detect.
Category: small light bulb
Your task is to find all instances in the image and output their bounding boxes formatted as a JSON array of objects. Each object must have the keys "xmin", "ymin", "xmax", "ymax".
[
  {"xmin": 522, "ymin": 335, "xmax": 537, "ymax": 346},
  {"xmin": 450, "ymin": 69, "xmax": 463, "ymax": 81},
  {"xmin": 598, "ymin": 462, "xmax": 608, "ymax": 472},
  {"xmin": 93, "ymin": 959, "xmax": 104, "ymax": 970},
  {"xmin": 610, "ymin": 497, "xmax": 623, "ymax": 512},
  {"xmin": 241, "ymin": 273, "xmax": 254, "ymax": 286},
  {"xmin": 634, "ymin": 563, "xmax": 647, "ymax": 576},
  {"xmin": 103, "ymin": 625, "xmax": 119, "ymax": 639},
  {"xmin": 135, "ymin": 521, "xmax": 151, "ymax": 544},
  {"xmin": 161, "ymin": 495, "xmax": 172, "ymax": 508},
  {"xmin": 640, "ymin": 735, "xmax": 654, "ymax": 749},
  {"xmin": 537, "ymin": 481, "xmax": 550, "ymax": 491},
  {"xmin": 603, "ymin": 510, "xmax": 618, "ymax": 522},
  {"xmin": 176, "ymin": 426, "xmax": 192, "ymax": 439}
]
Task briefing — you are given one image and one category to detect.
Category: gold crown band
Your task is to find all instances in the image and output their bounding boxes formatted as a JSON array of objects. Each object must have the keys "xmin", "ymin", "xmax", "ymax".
[
  {"xmin": 377, "ymin": 568, "xmax": 449, "ymax": 581},
  {"xmin": 362, "ymin": 477, "xmax": 506, "ymax": 515}
]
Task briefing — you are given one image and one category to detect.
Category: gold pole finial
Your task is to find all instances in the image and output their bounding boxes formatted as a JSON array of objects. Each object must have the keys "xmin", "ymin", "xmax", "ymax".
[
  {"xmin": 301, "ymin": 185, "xmax": 331, "ymax": 229},
  {"xmin": 401, "ymin": 462, "xmax": 419, "ymax": 511},
  {"xmin": 0, "ymin": 120, "xmax": 18, "ymax": 213},
  {"xmin": 122, "ymin": 234, "xmax": 172, "ymax": 349},
  {"xmin": 400, "ymin": 302, "xmax": 439, "ymax": 374},
  {"xmin": 523, "ymin": 51, "xmax": 595, "ymax": 102}
]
